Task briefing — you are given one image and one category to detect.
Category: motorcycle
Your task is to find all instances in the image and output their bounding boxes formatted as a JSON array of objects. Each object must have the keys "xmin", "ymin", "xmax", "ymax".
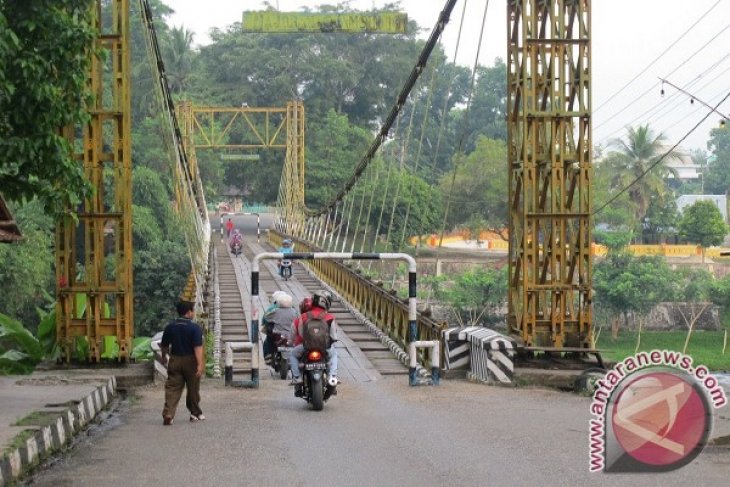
[
  {"xmin": 271, "ymin": 333, "xmax": 290, "ymax": 380},
  {"xmin": 279, "ymin": 259, "xmax": 292, "ymax": 280},
  {"xmin": 294, "ymin": 348, "xmax": 337, "ymax": 411},
  {"xmin": 231, "ymin": 241, "xmax": 242, "ymax": 257}
]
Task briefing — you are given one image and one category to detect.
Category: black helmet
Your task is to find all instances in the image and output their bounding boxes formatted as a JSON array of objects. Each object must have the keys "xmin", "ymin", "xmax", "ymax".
[{"xmin": 312, "ymin": 290, "xmax": 332, "ymax": 311}]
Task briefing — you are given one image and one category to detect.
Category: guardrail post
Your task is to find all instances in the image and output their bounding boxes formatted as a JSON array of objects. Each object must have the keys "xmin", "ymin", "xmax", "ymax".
[{"xmin": 408, "ymin": 340, "xmax": 440, "ymax": 386}]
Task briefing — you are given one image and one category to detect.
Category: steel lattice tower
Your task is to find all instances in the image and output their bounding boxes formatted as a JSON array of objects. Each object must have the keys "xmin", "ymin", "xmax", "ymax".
[{"xmin": 507, "ymin": 0, "xmax": 593, "ymax": 350}]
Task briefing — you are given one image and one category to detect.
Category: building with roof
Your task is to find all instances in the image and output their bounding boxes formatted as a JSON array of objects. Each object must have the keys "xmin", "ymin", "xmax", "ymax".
[{"xmin": 0, "ymin": 194, "xmax": 22, "ymax": 243}]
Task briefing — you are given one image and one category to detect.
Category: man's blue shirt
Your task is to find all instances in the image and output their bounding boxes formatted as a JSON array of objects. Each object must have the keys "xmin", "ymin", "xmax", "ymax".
[{"xmin": 161, "ymin": 318, "xmax": 203, "ymax": 356}]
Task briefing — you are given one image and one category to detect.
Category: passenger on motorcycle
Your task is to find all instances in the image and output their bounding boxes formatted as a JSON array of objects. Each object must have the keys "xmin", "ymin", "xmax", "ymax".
[
  {"xmin": 288, "ymin": 290, "xmax": 338, "ymax": 385},
  {"xmin": 262, "ymin": 292, "xmax": 297, "ymax": 365},
  {"xmin": 229, "ymin": 229, "xmax": 243, "ymax": 253},
  {"xmin": 277, "ymin": 239, "xmax": 293, "ymax": 276}
]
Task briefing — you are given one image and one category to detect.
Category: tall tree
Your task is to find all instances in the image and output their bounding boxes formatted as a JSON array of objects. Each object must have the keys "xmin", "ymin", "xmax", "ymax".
[
  {"xmin": 606, "ymin": 125, "xmax": 681, "ymax": 223},
  {"xmin": 0, "ymin": 1, "xmax": 95, "ymax": 215},
  {"xmin": 677, "ymin": 199, "xmax": 728, "ymax": 262},
  {"xmin": 703, "ymin": 126, "xmax": 730, "ymax": 195},
  {"xmin": 164, "ymin": 26, "xmax": 195, "ymax": 94}
]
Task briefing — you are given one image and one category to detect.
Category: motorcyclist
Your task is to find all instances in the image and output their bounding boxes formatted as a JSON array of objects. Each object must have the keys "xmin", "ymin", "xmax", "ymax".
[
  {"xmin": 277, "ymin": 238, "xmax": 293, "ymax": 276},
  {"xmin": 262, "ymin": 291, "xmax": 297, "ymax": 365},
  {"xmin": 288, "ymin": 290, "xmax": 338, "ymax": 385},
  {"xmin": 288, "ymin": 297, "xmax": 313, "ymax": 348},
  {"xmin": 229, "ymin": 228, "xmax": 243, "ymax": 254}
]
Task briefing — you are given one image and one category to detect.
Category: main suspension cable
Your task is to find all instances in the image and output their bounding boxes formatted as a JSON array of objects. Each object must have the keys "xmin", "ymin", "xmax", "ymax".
[{"xmin": 308, "ymin": 0, "xmax": 460, "ymax": 217}]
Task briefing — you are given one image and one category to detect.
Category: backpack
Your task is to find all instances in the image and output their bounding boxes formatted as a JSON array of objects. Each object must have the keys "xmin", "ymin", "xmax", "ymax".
[{"xmin": 302, "ymin": 311, "xmax": 331, "ymax": 351}]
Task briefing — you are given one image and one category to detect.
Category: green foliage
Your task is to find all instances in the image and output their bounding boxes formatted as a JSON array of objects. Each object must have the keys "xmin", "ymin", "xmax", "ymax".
[
  {"xmin": 132, "ymin": 205, "xmax": 164, "ymax": 251},
  {"xmin": 677, "ymin": 267, "xmax": 714, "ymax": 302},
  {"xmin": 131, "ymin": 337, "xmax": 153, "ymax": 361},
  {"xmin": 431, "ymin": 267, "xmax": 507, "ymax": 326},
  {"xmin": 703, "ymin": 126, "xmax": 730, "ymax": 195},
  {"xmin": 439, "ymin": 136, "xmax": 508, "ymax": 230},
  {"xmin": 593, "ymin": 252, "xmax": 678, "ymax": 324},
  {"xmin": 305, "ymin": 109, "xmax": 371, "ymax": 208},
  {"xmin": 0, "ymin": 199, "xmax": 55, "ymax": 330},
  {"xmin": 133, "ymin": 240, "xmax": 190, "ymax": 336},
  {"xmin": 0, "ymin": 1, "xmax": 96, "ymax": 216},
  {"xmin": 593, "ymin": 229, "xmax": 634, "ymax": 251},
  {"xmin": 678, "ymin": 200, "xmax": 728, "ymax": 248},
  {"xmin": 0, "ymin": 312, "xmax": 43, "ymax": 374},
  {"xmin": 132, "ymin": 166, "xmax": 173, "ymax": 235},
  {"xmin": 604, "ymin": 125, "xmax": 680, "ymax": 223},
  {"xmin": 709, "ymin": 273, "xmax": 730, "ymax": 315},
  {"xmin": 36, "ymin": 309, "xmax": 59, "ymax": 361},
  {"xmin": 642, "ymin": 198, "xmax": 678, "ymax": 243}
]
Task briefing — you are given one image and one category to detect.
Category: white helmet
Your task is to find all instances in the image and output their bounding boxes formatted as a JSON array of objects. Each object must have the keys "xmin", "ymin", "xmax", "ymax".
[
  {"xmin": 271, "ymin": 290, "xmax": 286, "ymax": 304},
  {"xmin": 277, "ymin": 292, "xmax": 293, "ymax": 308}
]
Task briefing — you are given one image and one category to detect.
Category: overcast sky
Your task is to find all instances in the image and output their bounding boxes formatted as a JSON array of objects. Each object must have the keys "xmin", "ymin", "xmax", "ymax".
[{"xmin": 167, "ymin": 0, "xmax": 730, "ymax": 155}]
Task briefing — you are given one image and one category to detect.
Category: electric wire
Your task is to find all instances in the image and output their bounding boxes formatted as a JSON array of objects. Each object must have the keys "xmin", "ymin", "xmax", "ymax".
[
  {"xmin": 308, "ymin": 0, "xmax": 460, "ymax": 217},
  {"xmin": 597, "ymin": 53, "xmax": 730, "ymax": 146},
  {"xmin": 595, "ymin": 22, "xmax": 730, "ymax": 132},
  {"xmin": 593, "ymin": 90, "xmax": 730, "ymax": 216},
  {"xmin": 595, "ymin": 0, "xmax": 722, "ymax": 114}
]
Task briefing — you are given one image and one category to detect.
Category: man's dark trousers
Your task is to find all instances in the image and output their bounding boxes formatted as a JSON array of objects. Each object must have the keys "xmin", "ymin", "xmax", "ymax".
[{"xmin": 163, "ymin": 354, "xmax": 202, "ymax": 419}]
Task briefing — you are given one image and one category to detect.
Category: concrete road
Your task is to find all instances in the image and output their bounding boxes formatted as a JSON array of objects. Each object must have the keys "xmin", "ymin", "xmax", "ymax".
[{"xmin": 22, "ymin": 377, "xmax": 730, "ymax": 487}]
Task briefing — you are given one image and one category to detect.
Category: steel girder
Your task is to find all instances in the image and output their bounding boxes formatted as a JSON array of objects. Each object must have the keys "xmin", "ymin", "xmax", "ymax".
[
  {"xmin": 56, "ymin": 0, "xmax": 133, "ymax": 362},
  {"xmin": 507, "ymin": 0, "xmax": 593, "ymax": 349}
]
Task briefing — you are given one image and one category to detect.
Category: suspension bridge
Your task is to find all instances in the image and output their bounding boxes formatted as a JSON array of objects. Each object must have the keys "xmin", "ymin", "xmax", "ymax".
[{"xmin": 55, "ymin": 0, "xmax": 595, "ymax": 371}]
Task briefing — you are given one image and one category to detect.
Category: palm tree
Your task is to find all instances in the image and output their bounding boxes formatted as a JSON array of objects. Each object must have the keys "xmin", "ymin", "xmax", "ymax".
[
  {"xmin": 607, "ymin": 124, "xmax": 682, "ymax": 223},
  {"xmin": 165, "ymin": 27, "xmax": 195, "ymax": 94}
]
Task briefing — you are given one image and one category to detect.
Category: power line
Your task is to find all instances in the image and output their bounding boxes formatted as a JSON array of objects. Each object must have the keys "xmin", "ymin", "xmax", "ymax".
[
  {"xmin": 594, "ymin": 0, "xmax": 722, "ymax": 114},
  {"xmin": 595, "ymin": 22, "xmax": 730, "ymax": 132},
  {"xmin": 593, "ymin": 90, "xmax": 730, "ymax": 216},
  {"xmin": 596, "ymin": 53, "xmax": 730, "ymax": 145}
]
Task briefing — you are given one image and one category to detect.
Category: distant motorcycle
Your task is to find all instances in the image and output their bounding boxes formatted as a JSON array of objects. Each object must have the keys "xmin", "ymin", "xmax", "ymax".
[
  {"xmin": 294, "ymin": 348, "xmax": 337, "ymax": 411},
  {"xmin": 280, "ymin": 259, "xmax": 292, "ymax": 280},
  {"xmin": 231, "ymin": 241, "xmax": 242, "ymax": 257}
]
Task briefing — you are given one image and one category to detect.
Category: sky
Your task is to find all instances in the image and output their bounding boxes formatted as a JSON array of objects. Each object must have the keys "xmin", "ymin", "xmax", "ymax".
[{"xmin": 167, "ymin": 0, "xmax": 730, "ymax": 155}]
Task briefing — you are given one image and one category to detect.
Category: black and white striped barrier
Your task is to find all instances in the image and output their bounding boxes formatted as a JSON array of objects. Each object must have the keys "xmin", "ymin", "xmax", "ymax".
[
  {"xmin": 220, "ymin": 212, "xmax": 261, "ymax": 242},
  {"xmin": 442, "ymin": 327, "xmax": 470, "ymax": 370},
  {"xmin": 252, "ymin": 251, "xmax": 436, "ymax": 386},
  {"xmin": 408, "ymin": 340, "xmax": 440, "ymax": 385},
  {"xmin": 443, "ymin": 326, "xmax": 515, "ymax": 384},
  {"xmin": 224, "ymin": 341, "xmax": 258, "ymax": 388}
]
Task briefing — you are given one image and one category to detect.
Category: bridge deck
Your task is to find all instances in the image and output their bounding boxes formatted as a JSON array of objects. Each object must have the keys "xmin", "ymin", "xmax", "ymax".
[{"xmin": 216, "ymin": 235, "xmax": 406, "ymax": 383}]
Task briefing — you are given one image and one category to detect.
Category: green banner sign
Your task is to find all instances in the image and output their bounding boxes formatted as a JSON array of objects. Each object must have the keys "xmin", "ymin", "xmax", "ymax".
[{"xmin": 242, "ymin": 11, "xmax": 408, "ymax": 34}]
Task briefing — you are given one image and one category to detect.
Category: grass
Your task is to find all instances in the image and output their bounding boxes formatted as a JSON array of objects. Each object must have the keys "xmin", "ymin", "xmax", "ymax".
[
  {"xmin": 596, "ymin": 330, "xmax": 730, "ymax": 370},
  {"xmin": 13, "ymin": 410, "xmax": 62, "ymax": 428},
  {"xmin": 2, "ymin": 429, "xmax": 37, "ymax": 459}
]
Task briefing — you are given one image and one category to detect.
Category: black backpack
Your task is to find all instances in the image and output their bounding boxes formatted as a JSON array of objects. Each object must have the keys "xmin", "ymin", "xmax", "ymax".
[{"xmin": 302, "ymin": 311, "xmax": 331, "ymax": 351}]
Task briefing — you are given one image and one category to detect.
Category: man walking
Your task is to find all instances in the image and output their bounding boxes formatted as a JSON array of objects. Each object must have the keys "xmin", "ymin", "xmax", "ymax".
[
  {"xmin": 160, "ymin": 301, "xmax": 205, "ymax": 425},
  {"xmin": 225, "ymin": 217, "xmax": 234, "ymax": 238}
]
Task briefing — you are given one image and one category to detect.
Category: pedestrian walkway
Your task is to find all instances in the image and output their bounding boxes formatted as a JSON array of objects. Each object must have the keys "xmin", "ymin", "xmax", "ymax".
[{"xmin": 0, "ymin": 371, "xmax": 119, "ymax": 486}]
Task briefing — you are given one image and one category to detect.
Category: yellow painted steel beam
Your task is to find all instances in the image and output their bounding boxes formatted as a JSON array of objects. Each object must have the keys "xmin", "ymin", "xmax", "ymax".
[
  {"xmin": 56, "ymin": 0, "xmax": 133, "ymax": 362},
  {"xmin": 242, "ymin": 11, "xmax": 408, "ymax": 34},
  {"xmin": 188, "ymin": 107, "xmax": 289, "ymax": 149},
  {"xmin": 507, "ymin": 0, "xmax": 593, "ymax": 351}
]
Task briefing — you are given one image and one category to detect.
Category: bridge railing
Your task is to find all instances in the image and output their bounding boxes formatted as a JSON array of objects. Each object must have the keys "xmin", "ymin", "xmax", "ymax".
[{"xmin": 270, "ymin": 231, "xmax": 445, "ymax": 367}]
